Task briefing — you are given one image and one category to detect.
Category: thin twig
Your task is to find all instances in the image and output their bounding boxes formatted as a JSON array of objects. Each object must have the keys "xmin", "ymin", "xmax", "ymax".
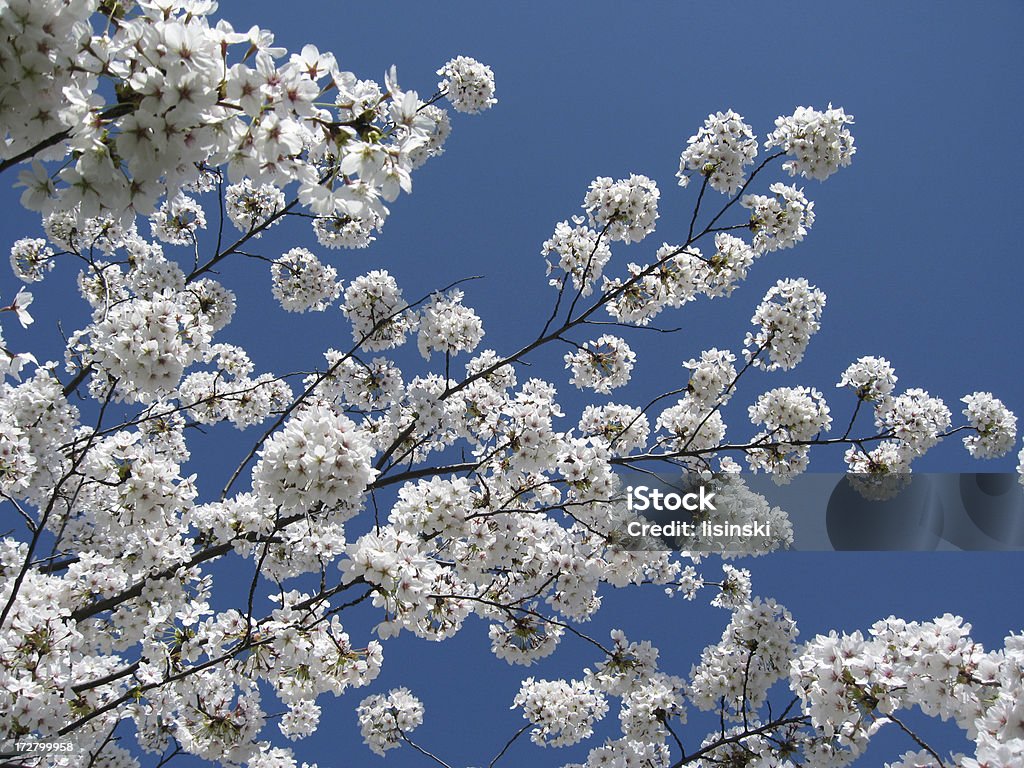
[{"xmin": 488, "ymin": 724, "xmax": 530, "ymax": 768}]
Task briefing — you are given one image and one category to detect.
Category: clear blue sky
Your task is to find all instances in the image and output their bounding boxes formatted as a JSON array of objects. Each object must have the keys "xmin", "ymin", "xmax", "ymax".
[{"xmin": 3, "ymin": 1, "xmax": 1022, "ymax": 765}]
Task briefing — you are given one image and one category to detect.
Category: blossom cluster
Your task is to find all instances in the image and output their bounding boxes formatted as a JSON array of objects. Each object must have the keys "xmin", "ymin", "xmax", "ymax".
[
  {"xmin": 741, "ymin": 182, "xmax": 816, "ymax": 254},
  {"xmin": 677, "ymin": 110, "xmax": 759, "ymax": 194},
  {"xmin": 542, "ymin": 217, "xmax": 613, "ymax": 296},
  {"xmin": 878, "ymin": 388, "xmax": 953, "ymax": 457},
  {"xmin": 766, "ymin": 104, "xmax": 857, "ymax": 181},
  {"xmin": 271, "ymin": 247, "xmax": 342, "ymax": 312},
  {"xmin": 226, "ymin": 179, "xmax": 287, "ymax": 234},
  {"xmin": 564, "ymin": 335, "xmax": 636, "ymax": 393},
  {"xmin": 4, "ymin": 0, "xmax": 493, "ymax": 255},
  {"xmin": 252, "ymin": 404, "xmax": 377, "ymax": 515},
  {"xmin": 356, "ymin": 688, "xmax": 424, "ymax": 755},
  {"xmin": 513, "ymin": 678, "xmax": 609, "ymax": 747},
  {"xmin": 689, "ymin": 598, "xmax": 799, "ymax": 717},
  {"xmin": 838, "ymin": 355, "xmax": 899, "ymax": 404},
  {"xmin": 791, "ymin": 616, "xmax": 1024, "ymax": 765},
  {"xmin": 961, "ymin": 392, "xmax": 1018, "ymax": 459},
  {"xmin": 436, "ymin": 56, "xmax": 497, "ymax": 114},
  {"xmin": 833, "ymin": 356, "xmax": 1018, "ymax": 489},
  {"xmin": 745, "ymin": 277, "xmax": 827, "ymax": 371},
  {"xmin": 583, "ymin": 174, "xmax": 660, "ymax": 244},
  {"xmin": 416, "ymin": 290, "xmax": 484, "ymax": 360}
]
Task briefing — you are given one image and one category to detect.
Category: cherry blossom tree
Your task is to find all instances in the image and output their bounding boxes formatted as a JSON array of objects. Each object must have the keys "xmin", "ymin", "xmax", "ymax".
[{"xmin": 1, "ymin": 2, "xmax": 1022, "ymax": 768}]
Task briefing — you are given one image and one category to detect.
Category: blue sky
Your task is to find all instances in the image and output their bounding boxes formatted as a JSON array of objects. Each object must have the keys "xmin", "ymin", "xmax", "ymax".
[{"xmin": 3, "ymin": 1, "xmax": 1023, "ymax": 766}]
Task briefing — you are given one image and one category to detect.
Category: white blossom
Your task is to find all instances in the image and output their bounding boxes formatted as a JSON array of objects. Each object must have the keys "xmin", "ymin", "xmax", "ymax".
[
  {"xmin": 10, "ymin": 238, "xmax": 55, "ymax": 283},
  {"xmin": 741, "ymin": 182, "xmax": 815, "ymax": 254},
  {"xmin": 749, "ymin": 386, "xmax": 832, "ymax": 443},
  {"xmin": 150, "ymin": 195, "xmax": 207, "ymax": 245},
  {"xmin": 579, "ymin": 403, "xmax": 649, "ymax": 453},
  {"xmin": 356, "ymin": 688, "xmax": 424, "ymax": 755},
  {"xmin": 961, "ymin": 392, "xmax": 1017, "ymax": 459},
  {"xmin": 417, "ymin": 290, "xmax": 484, "ymax": 360},
  {"xmin": 341, "ymin": 270, "xmax": 415, "ymax": 351},
  {"xmin": 767, "ymin": 105, "xmax": 856, "ymax": 181},
  {"xmin": 226, "ymin": 179, "xmax": 286, "ymax": 233},
  {"xmin": 878, "ymin": 388, "xmax": 952, "ymax": 457},
  {"xmin": 583, "ymin": 174, "xmax": 660, "ymax": 244},
  {"xmin": 838, "ymin": 356, "xmax": 898, "ymax": 404},
  {"xmin": 312, "ymin": 212, "xmax": 382, "ymax": 250},
  {"xmin": 678, "ymin": 110, "xmax": 758, "ymax": 194},
  {"xmin": 746, "ymin": 278, "xmax": 827, "ymax": 370},
  {"xmin": 690, "ymin": 599, "xmax": 798, "ymax": 716},
  {"xmin": 252, "ymin": 404, "xmax": 377, "ymax": 515},
  {"xmin": 271, "ymin": 247, "xmax": 341, "ymax": 313},
  {"xmin": 513, "ymin": 678, "xmax": 608, "ymax": 747},
  {"xmin": 684, "ymin": 348, "xmax": 737, "ymax": 408},
  {"xmin": 564, "ymin": 335, "xmax": 636, "ymax": 393},
  {"xmin": 542, "ymin": 218, "xmax": 613, "ymax": 296},
  {"xmin": 437, "ymin": 56, "xmax": 496, "ymax": 113}
]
